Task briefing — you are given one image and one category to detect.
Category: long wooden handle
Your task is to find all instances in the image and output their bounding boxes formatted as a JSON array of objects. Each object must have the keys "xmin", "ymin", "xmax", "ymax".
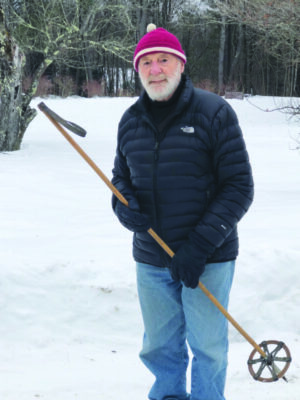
[{"xmin": 38, "ymin": 103, "xmax": 267, "ymax": 359}]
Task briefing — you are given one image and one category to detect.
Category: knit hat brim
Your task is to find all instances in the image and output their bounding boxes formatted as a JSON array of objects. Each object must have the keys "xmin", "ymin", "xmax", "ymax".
[
  {"xmin": 133, "ymin": 25, "xmax": 186, "ymax": 71},
  {"xmin": 134, "ymin": 46, "xmax": 187, "ymax": 71}
]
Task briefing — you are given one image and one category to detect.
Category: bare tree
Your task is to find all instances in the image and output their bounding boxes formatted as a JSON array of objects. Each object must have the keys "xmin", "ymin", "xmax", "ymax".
[
  {"xmin": 218, "ymin": 14, "xmax": 226, "ymax": 94},
  {"xmin": 0, "ymin": 5, "xmax": 36, "ymax": 151},
  {"xmin": 0, "ymin": 0, "xmax": 133, "ymax": 151},
  {"xmin": 211, "ymin": 0, "xmax": 300, "ymax": 95}
]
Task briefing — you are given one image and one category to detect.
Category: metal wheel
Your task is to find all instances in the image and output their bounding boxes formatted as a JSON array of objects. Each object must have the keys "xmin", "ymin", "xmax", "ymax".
[{"xmin": 248, "ymin": 340, "xmax": 292, "ymax": 382}]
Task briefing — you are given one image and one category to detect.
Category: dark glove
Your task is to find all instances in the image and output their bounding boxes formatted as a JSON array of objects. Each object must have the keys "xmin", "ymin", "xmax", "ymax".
[
  {"xmin": 114, "ymin": 198, "xmax": 150, "ymax": 233},
  {"xmin": 170, "ymin": 241, "xmax": 207, "ymax": 289}
]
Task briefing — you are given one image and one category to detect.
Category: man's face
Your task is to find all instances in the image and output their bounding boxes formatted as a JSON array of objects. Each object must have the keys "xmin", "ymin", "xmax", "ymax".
[{"xmin": 138, "ymin": 53, "xmax": 184, "ymax": 101}]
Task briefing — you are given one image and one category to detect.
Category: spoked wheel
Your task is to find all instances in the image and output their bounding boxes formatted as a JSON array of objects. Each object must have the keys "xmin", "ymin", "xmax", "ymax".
[{"xmin": 248, "ymin": 340, "xmax": 292, "ymax": 382}]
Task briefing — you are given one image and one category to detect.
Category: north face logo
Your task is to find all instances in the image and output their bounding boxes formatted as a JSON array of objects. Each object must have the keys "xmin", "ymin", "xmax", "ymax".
[{"xmin": 181, "ymin": 126, "xmax": 195, "ymax": 134}]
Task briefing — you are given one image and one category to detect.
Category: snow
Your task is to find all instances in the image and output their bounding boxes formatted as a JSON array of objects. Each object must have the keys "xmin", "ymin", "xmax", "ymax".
[{"xmin": 1, "ymin": 94, "xmax": 300, "ymax": 399}]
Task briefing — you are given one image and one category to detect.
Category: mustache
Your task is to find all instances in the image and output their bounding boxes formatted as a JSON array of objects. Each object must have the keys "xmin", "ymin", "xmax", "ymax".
[{"xmin": 147, "ymin": 75, "xmax": 167, "ymax": 83}]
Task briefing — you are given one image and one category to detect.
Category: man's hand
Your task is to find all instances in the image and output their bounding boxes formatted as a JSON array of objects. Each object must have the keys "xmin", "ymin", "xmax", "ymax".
[
  {"xmin": 114, "ymin": 198, "xmax": 150, "ymax": 233},
  {"xmin": 170, "ymin": 242, "xmax": 207, "ymax": 288}
]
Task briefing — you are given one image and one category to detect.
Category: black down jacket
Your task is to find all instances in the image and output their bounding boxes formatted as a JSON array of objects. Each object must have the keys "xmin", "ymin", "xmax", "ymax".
[{"xmin": 112, "ymin": 76, "xmax": 254, "ymax": 268}]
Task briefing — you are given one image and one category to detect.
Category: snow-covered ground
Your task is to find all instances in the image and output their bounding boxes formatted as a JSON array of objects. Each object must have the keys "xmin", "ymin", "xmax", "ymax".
[{"xmin": 1, "ymin": 95, "xmax": 300, "ymax": 399}]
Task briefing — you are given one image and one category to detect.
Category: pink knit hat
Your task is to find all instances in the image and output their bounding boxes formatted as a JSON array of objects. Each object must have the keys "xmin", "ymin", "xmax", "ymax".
[{"xmin": 133, "ymin": 24, "xmax": 186, "ymax": 71}]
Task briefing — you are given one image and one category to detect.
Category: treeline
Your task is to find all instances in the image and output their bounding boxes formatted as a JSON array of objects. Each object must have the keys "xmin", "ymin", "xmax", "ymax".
[
  {"xmin": 1, "ymin": 0, "xmax": 299, "ymax": 151},
  {"xmin": 2, "ymin": 0, "xmax": 300, "ymax": 98}
]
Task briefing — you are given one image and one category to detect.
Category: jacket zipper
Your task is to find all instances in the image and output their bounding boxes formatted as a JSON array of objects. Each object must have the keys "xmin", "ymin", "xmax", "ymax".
[
  {"xmin": 153, "ymin": 140, "xmax": 160, "ymax": 225},
  {"xmin": 143, "ymin": 114, "xmax": 170, "ymax": 266},
  {"xmin": 154, "ymin": 141, "xmax": 160, "ymax": 161},
  {"xmin": 153, "ymin": 139, "xmax": 169, "ymax": 266},
  {"xmin": 142, "ymin": 116, "xmax": 161, "ymax": 232}
]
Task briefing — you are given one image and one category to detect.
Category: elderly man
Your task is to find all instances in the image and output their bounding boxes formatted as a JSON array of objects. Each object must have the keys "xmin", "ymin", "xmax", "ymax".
[{"xmin": 111, "ymin": 24, "xmax": 254, "ymax": 400}]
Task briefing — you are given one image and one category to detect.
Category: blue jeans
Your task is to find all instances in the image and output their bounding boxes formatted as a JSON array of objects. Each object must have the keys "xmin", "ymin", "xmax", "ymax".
[{"xmin": 136, "ymin": 261, "xmax": 235, "ymax": 400}]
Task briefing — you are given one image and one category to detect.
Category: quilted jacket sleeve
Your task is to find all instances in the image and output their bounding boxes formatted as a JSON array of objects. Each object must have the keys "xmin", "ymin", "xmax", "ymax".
[
  {"xmin": 190, "ymin": 102, "xmax": 254, "ymax": 256},
  {"xmin": 111, "ymin": 116, "xmax": 141, "ymax": 212}
]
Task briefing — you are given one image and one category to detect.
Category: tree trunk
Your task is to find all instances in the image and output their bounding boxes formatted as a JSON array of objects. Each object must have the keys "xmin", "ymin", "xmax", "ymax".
[
  {"xmin": 134, "ymin": 0, "xmax": 149, "ymax": 94},
  {"xmin": 0, "ymin": 30, "xmax": 36, "ymax": 151},
  {"xmin": 228, "ymin": 23, "xmax": 243, "ymax": 85},
  {"xmin": 218, "ymin": 16, "xmax": 226, "ymax": 95}
]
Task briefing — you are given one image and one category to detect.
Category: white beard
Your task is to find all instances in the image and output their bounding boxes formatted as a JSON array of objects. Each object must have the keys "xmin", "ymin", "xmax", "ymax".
[{"xmin": 139, "ymin": 62, "xmax": 182, "ymax": 102}]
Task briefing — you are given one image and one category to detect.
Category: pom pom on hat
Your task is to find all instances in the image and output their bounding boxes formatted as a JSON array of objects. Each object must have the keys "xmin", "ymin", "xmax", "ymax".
[
  {"xmin": 133, "ymin": 24, "xmax": 186, "ymax": 71},
  {"xmin": 147, "ymin": 23, "xmax": 157, "ymax": 33}
]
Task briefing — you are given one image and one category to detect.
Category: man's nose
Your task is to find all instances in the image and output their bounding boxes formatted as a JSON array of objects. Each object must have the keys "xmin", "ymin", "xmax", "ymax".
[{"xmin": 150, "ymin": 61, "xmax": 162, "ymax": 75}]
